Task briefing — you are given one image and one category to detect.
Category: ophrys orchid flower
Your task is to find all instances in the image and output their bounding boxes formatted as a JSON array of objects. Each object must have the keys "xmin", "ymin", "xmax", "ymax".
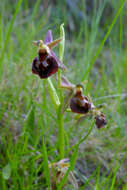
[{"xmin": 32, "ymin": 30, "xmax": 66, "ymax": 79}]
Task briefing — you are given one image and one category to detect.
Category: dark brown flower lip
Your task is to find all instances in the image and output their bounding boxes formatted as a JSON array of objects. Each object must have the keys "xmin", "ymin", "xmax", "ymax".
[
  {"xmin": 32, "ymin": 56, "xmax": 58, "ymax": 79},
  {"xmin": 70, "ymin": 96, "xmax": 91, "ymax": 114},
  {"xmin": 32, "ymin": 57, "xmax": 40, "ymax": 75}
]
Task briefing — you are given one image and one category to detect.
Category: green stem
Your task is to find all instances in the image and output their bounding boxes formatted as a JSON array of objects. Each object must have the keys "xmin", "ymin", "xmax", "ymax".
[
  {"xmin": 43, "ymin": 79, "xmax": 47, "ymax": 108},
  {"xmin": 57, "ymin": 23, "xmax": 65, "ymax": 158},
  {"xmin": 57, "ymin": 105, "xmax": 64, "ymax": 158},
  {"xmin": 66, "ymin": 121, "xmax": 95, "ymax": 155},
  {"xmin": 58, "ymin": 122, "xmax": 95, "ymax": 189},
  {"xmin": 77, "ymin": 121, "xmax": 94, "ymax": 146}
]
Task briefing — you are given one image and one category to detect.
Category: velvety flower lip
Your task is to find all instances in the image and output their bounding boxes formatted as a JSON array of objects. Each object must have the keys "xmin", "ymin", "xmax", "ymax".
[
  {"xmin": 70, "ymin": 95, "xmax": 91, "ymax": 114},
  {"xmin": 32, "ymin": 56, "xmax": 58, "ymax": 79},
  {"xmin": 32, "ymin": 57, "xmax": 40, "ymax": 75}
]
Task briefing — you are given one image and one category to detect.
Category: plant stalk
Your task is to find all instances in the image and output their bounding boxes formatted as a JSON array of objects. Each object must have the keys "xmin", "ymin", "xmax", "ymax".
[{"xmin": 57, "ymin": 23, "xmax": 65, "ymax": 158}]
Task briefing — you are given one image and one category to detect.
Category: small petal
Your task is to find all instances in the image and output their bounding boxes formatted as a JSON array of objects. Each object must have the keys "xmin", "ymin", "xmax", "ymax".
[
  {"xmin": 61, "ymin": 76, "xmax": 75, "ymax": 90},
  {"xmin": 47, "ymin": 38, "xmax": 62, "ymax": 49}
]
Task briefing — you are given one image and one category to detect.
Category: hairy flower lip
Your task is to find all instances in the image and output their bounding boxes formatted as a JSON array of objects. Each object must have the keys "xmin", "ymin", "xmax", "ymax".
[
  {"xmin": 32, "ymin": 57, "xmax": 40, "ymax": 74},
  {"xmin": 32, "ymin": 56, "xmax": 58, "ymax": 79},
  {"xmin": 70, "ymin": 96, "xmax": 91, "ymax": 114}
]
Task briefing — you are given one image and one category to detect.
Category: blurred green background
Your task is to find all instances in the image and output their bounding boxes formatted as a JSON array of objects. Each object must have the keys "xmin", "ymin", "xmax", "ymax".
[{"xmin": 0, "ymin": 0, "xmax": 127, "ymax": 189}]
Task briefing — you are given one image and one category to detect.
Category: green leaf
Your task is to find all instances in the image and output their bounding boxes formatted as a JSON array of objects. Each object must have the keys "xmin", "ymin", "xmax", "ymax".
[
  {"xmin": 47, "ymin": 78, "xmax": 60, "ymax": 109},
  {"xmin": 59, "ymin": 23, "xmax": 65, "ymax": 62}
]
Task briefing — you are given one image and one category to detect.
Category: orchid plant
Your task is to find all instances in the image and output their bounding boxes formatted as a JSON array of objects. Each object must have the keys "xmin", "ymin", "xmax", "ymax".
[{"xmin": 32, "ymin": 24, "xmax": 107, "ymax": 189}]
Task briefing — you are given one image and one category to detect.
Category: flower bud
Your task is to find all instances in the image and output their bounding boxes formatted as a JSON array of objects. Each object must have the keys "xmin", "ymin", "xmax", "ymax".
[{"xmin": 95, "ymin": 113, "xmax": 107, "ymax": 129}]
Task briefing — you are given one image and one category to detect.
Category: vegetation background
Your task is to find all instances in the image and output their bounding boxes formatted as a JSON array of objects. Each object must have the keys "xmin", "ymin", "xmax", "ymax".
[{"xmin": 0, "ymin": 0, "xmax": 127, "ymax": 189}]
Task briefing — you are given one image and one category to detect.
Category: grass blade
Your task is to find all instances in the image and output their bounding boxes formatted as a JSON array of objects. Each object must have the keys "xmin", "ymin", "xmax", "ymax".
[
  {"xmin": 42, "ymin": 137, "xmax": 51, "ymax": 189},
  {"xmin": 81, "ymin": 0, "xmax": 127, "ymax": 82},
  {"xmin": 0, "ymin": 0, "xmax": 22, "ymax": 80}
]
